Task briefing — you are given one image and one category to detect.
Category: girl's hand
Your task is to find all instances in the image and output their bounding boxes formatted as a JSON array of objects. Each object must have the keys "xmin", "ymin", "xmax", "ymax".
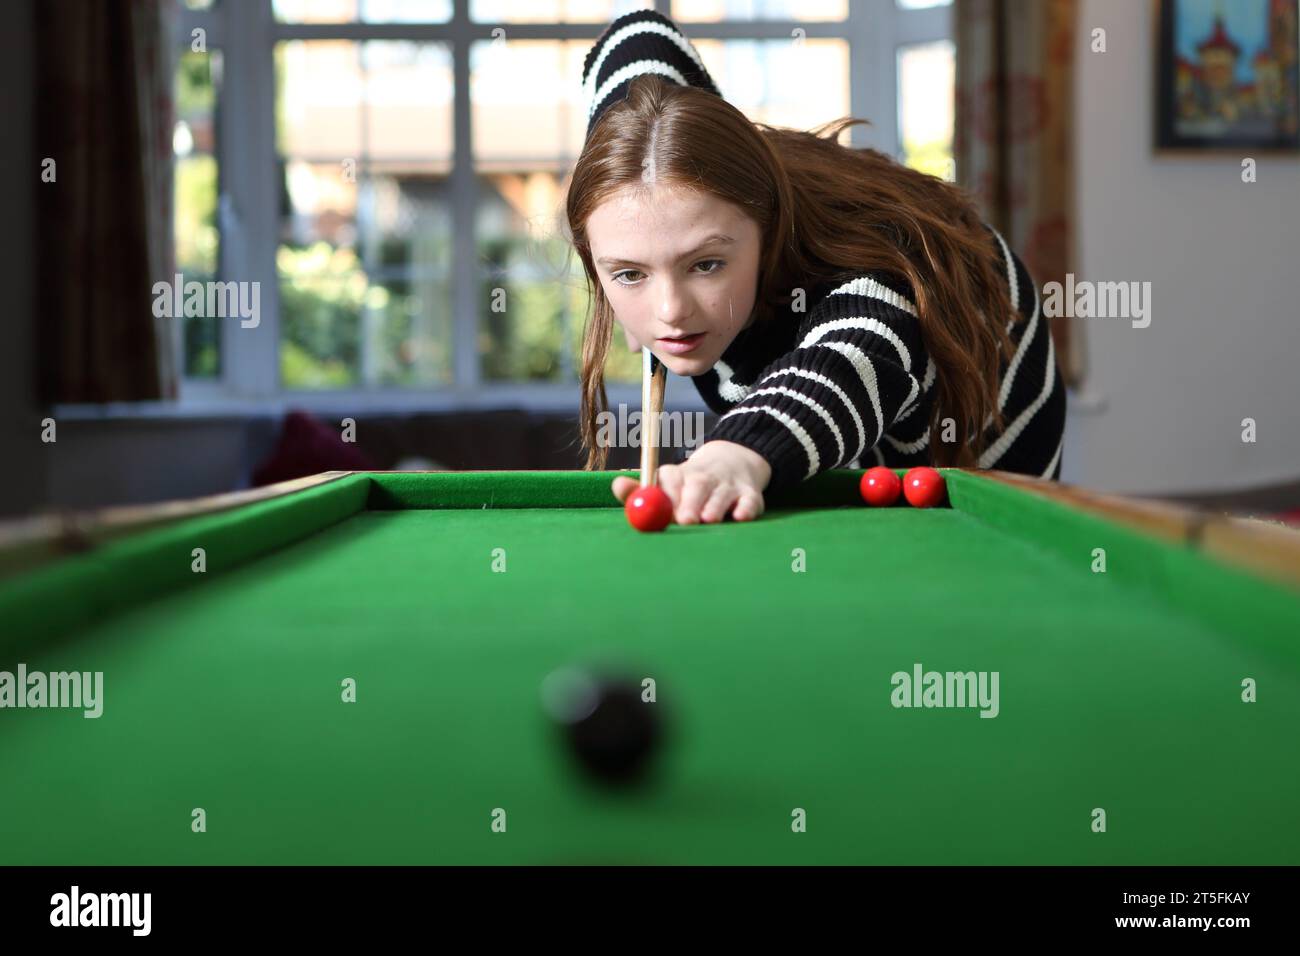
[{"xmin": 611, "ymin": 440, "xmax": 772, "ymax": 524}]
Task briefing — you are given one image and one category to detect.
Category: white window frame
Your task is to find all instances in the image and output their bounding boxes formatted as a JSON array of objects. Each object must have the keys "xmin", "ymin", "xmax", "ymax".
[{"xmin": 168, "ymin": 0, "xmax": 951, "ymax": 417}]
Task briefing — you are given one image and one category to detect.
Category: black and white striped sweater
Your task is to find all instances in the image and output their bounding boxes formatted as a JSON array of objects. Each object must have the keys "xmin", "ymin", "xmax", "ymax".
[
  {"xmin": 693, "ymin": 231, "xmax": 1066, "ymax": 492},
  {"xmin": 583, "ymin": 10, "xmax": 1067, "ymax": 492}
]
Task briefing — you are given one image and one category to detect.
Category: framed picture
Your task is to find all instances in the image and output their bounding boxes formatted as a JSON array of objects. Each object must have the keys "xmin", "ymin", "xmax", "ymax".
[{"xmin": 1156, "ymin": 0, "xmax": 1300, "ymax": 151}]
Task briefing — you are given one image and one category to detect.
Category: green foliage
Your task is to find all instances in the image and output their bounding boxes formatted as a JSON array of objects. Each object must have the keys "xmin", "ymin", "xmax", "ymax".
[
  {"xmin": 175, "ymin": 155, "xmax": 218, "ymax": 274},
  {"xmin": 176, "ymin": 51, "xmax": 214, "ymax": 119},
  {"xmin": 276, "ymin": 229, "xmax": 624, "ymax": 388},
  {"xmin": 901, "ymin": 137, "xmax": 954, "ymax": 181},
  {"xmin": 281, "ymin": 339, "xmax": 354, "ymax": 388},
  {"xmin": 175, "ymin": 49, "xmax": 221, "ymax": 379},
  {"xmin": 278, "ymin": 243, "xmax": 364, "ymax": 388},
  {"xmin": 480, "ymin": 236, "xmax": 562, "ymax": 381}
]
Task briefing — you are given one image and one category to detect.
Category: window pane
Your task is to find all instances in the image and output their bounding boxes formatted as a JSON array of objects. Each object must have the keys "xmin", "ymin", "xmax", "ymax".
[
  {"xmin": 174, "ymin": 48, "xmax": 221, "ymax": 379},
  {"xmin": 693, "ymin": 38, "xmax": 850, "ymax": 131},
  {"xmin": 361, "ymin": 171, "xmax": 454, "ymax": 385},
  {"xmin": 278, "ymin": 41, "xmax": 453, "ymax": 163},
  {"xmin": 273, "ymin": 0, "xmax": 452, "ymax": 23},
  {"xmin": 473, "ymin": 40, "xmax": 593, "ymax": 163},
  {"xmin": 897, "ymin": 39, "xmax": 955, "ymax": 180},
  {"xmin": 477, "ymin": 172, "xmax": 587, "ymax": 382},
  {"xmin": 471, "ymin": 0, "xmax": 650, "ymax": 22},
  {"xmin": 672, "ymin": 0, "xmax": 846, "ymax": 22},
  {"xmin": 897, "ymin": 0, "xmax": 951, "ymax": 9},
  {"xmin": 474, "ymin": 40, "xmax": 585, "ymax": 383},
  {"xmin": 277, "ymin": 41, "xmax": 454, "ymax": 389},
  {"xmin": 279, "ymin": 41, "xmax": 363, "ymax": 157},
  {"xmin": 283, "ymin": 160, "xmax": 357, "ymax": 247}
]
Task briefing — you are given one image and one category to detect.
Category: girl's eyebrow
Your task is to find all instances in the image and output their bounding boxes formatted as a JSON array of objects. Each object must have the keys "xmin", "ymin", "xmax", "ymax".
[{"xmin": 596, "ymin": 234, "xmax": 734, "ymax": 268}]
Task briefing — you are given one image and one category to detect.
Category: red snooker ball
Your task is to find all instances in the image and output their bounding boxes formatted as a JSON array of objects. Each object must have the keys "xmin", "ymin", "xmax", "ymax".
[
  {"xmin": 859, "ymin": 466, "xmax": 902, "ymax": 507},
  {"xmin": 625, "ymin": 484, "xmax": 674, "ymax": 532},
  {"xmin": 902, "ymin": 467, "xmax": 946, "ymax": 508}
]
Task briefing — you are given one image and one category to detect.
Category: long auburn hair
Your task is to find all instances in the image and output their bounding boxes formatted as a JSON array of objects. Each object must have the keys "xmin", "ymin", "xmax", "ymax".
[{"xmin": 566, "ymin": 74, "xmax": 1015, "ymax": 471}]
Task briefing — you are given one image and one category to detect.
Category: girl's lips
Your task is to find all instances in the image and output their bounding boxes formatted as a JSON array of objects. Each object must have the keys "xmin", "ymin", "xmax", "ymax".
[{"xmin": 656, "ymin": 332, "xmax": 705, "ymax": 355}]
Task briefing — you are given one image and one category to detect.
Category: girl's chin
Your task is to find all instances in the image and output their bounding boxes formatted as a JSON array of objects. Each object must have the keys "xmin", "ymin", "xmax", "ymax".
[{"xmin": 657, "ymin": 351, "xmax": 713, "ymax": 375}]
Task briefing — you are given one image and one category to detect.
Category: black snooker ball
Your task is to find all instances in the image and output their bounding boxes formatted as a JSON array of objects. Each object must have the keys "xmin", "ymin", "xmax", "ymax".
[{"xmin": 541, "ymin": 667, "xmax": 664, "ymax": 787}]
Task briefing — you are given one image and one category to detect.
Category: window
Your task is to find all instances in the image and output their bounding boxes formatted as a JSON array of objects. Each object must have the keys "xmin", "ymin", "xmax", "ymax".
[
  {"xmin": 173, "ymin": 45, "xmax": 223, "ymax": 378},
  {"xmin": 172, "ymin": 0, "xmax": 951, "ymax": 408},
  {"xmin": 671, "ymin": 1, "xmax": 848, "ymax": 22},
  {"xmin": 276, "ymin": 39, "xmax": 455, "ymax": 388},
  {"xmin": 898, "ymin": 38, "xmax": 955, "ymax": 179}
]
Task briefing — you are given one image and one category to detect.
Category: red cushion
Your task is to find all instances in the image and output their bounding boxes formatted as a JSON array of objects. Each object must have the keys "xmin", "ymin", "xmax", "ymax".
[{"xmin": 252, "ymin": 410, "xmax": 376, "ymax": 486}]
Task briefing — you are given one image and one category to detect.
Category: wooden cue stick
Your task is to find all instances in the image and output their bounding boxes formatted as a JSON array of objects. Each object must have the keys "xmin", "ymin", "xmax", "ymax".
[{"xmin": 640, "ymin": 347, "xmax": 667, "ymax": 486}]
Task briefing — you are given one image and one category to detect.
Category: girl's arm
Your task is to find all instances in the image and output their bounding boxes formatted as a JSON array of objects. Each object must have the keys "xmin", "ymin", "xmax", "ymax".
[
  {"xmin": 704, "ymin": 272, "xmax": 927, "ymax": 493},
  {"xmin": 611, "ymin": 273, "xmax": 923, "ymax": 524}
]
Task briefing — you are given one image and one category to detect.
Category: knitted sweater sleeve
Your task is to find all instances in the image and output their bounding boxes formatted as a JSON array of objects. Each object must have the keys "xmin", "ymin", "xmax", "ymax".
[{"xmin": 704, "ymin": 274, "xmax": 928, "ymax": 493}]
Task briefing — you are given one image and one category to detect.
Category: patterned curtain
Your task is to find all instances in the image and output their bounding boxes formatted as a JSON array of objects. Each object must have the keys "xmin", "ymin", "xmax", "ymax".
[
  {"xmin": 955, "ymin": 0, "xmax": 1083, "ymax": 386},
  {"xmin": 36, "ymin": 0, "xmax": 178, "ymax": 404}
]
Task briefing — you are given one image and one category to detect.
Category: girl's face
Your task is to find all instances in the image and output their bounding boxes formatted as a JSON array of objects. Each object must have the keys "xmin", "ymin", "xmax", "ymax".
[{"xmin": 586, "ymin": 184, "xmax": 763, "ymax": 377}]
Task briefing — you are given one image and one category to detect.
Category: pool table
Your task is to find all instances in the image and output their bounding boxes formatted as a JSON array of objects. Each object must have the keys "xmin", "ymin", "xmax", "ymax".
[{"xmin": 1, "ymin": 468, "xmax": 1298, "ymax": 865}]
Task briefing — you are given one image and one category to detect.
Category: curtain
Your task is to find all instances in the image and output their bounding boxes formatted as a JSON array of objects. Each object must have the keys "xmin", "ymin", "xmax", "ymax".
[
  {"xmin": 955, "ymin": 0, "xmax": 1083, "ymax": 386},
  {"xmin": 36, "ymin": 0, "xmax": 177, "ymax": 404}
]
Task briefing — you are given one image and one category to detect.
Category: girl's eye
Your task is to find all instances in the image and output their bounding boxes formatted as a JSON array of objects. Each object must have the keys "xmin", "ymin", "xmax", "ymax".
[{"xmin": 612, "ymin": 260, "xmax": 725, "ymax": 287}]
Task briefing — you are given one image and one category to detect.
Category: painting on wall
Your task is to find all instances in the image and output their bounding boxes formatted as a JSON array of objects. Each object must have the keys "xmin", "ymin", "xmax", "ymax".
[{"xmin": 1156, "ymin": 0, "xmax": 1299, "ymax": 150}]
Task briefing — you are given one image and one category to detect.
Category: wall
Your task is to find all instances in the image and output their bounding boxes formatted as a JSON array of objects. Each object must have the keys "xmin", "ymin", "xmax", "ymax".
[{"xmin": 1063, "ymin": 0, "xmax": 1300, "ymax": 495}]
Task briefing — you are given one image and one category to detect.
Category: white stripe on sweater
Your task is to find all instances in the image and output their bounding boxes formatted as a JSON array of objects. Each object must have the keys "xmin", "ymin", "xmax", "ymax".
[
  {"xmin": 740, "ymin": 385, "xmax": 845, "ymax": 467},
  {"xmin": 735, "ymin": 341, "xmax": 882, "ymax": 465},
  {"xmin": 810, "ymin": 341, "xmax": 885, "ymax": 456},
  {"xmin": 799, "ymin": 317, "xmax": 913, "ymax": 372},
  {"xmin": 713, "ymin": 359, "xmax": 750, "ymax": 403},
  {"xmin": 584, "ymin": 19, "xmax": 710, "ymax": 115},
  {"xmin": 885, "ymin": 427, "xmax": 930, "ymax": 456},
  {"xmin": 990, "ymin": 227, "xmax": 1019, "ymax": 314},
  {"xmin": 896, "ymin": 355, "xmax": 936, "ymax": 422},
  {"xmin": 979, "ymin": 329, "xmax": 1058, "ymax": 468},
  {"xmin": 718, "ymin": 406, "xmax": 821, "ymax": 479},
  {"xmin": 1042, "ymin": 436, "xmax": 1063, "ymax": 479},
  {"xmin": 897, "ymin": 373, "xmax": 920, "ymax": 419},
  {"xmin": 589, "ymin": 61, "xmax": 691, "ymax": 121},
  {"xmin": 828, "ymin": 276, "xmax": 919, "ymax": 316},
  {"xmin": 750, "ymin": 366, "xmax": 866, "ymax": 467},
  {"xmin": 996, "ymin": 278, "xmax": 1041, "ymax": 412}
]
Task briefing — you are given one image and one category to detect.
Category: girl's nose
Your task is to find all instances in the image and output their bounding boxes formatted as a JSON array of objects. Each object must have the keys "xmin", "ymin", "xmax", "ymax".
[{"xmin": 656, "ymin": 278, "xmax": 693, "ymax": 323}]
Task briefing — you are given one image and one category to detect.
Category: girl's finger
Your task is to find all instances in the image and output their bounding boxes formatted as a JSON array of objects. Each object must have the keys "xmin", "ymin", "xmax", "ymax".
[
  {"xmin": 657, "ymin": 465, "xmax": 683, "ymax": 505},
  {"xmin": 675, "ymin": 474, "xmax": 715, "ymax": 525},
  {"xmin": 610, "ymin": 476, "xmax": 638, "ymax": 502},
  {"xmin": 699, "ymin": 483, "xmax": 738, "ymax": 524},
  {"xmin": 732, "ymin": 490, "xmax": 765, "ymax": 522}
]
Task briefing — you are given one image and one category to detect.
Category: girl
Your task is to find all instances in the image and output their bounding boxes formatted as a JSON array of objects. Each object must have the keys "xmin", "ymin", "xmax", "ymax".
[{"xmin": 567, "ymin": 10, "xmax": 1065, "ymax": 525}]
